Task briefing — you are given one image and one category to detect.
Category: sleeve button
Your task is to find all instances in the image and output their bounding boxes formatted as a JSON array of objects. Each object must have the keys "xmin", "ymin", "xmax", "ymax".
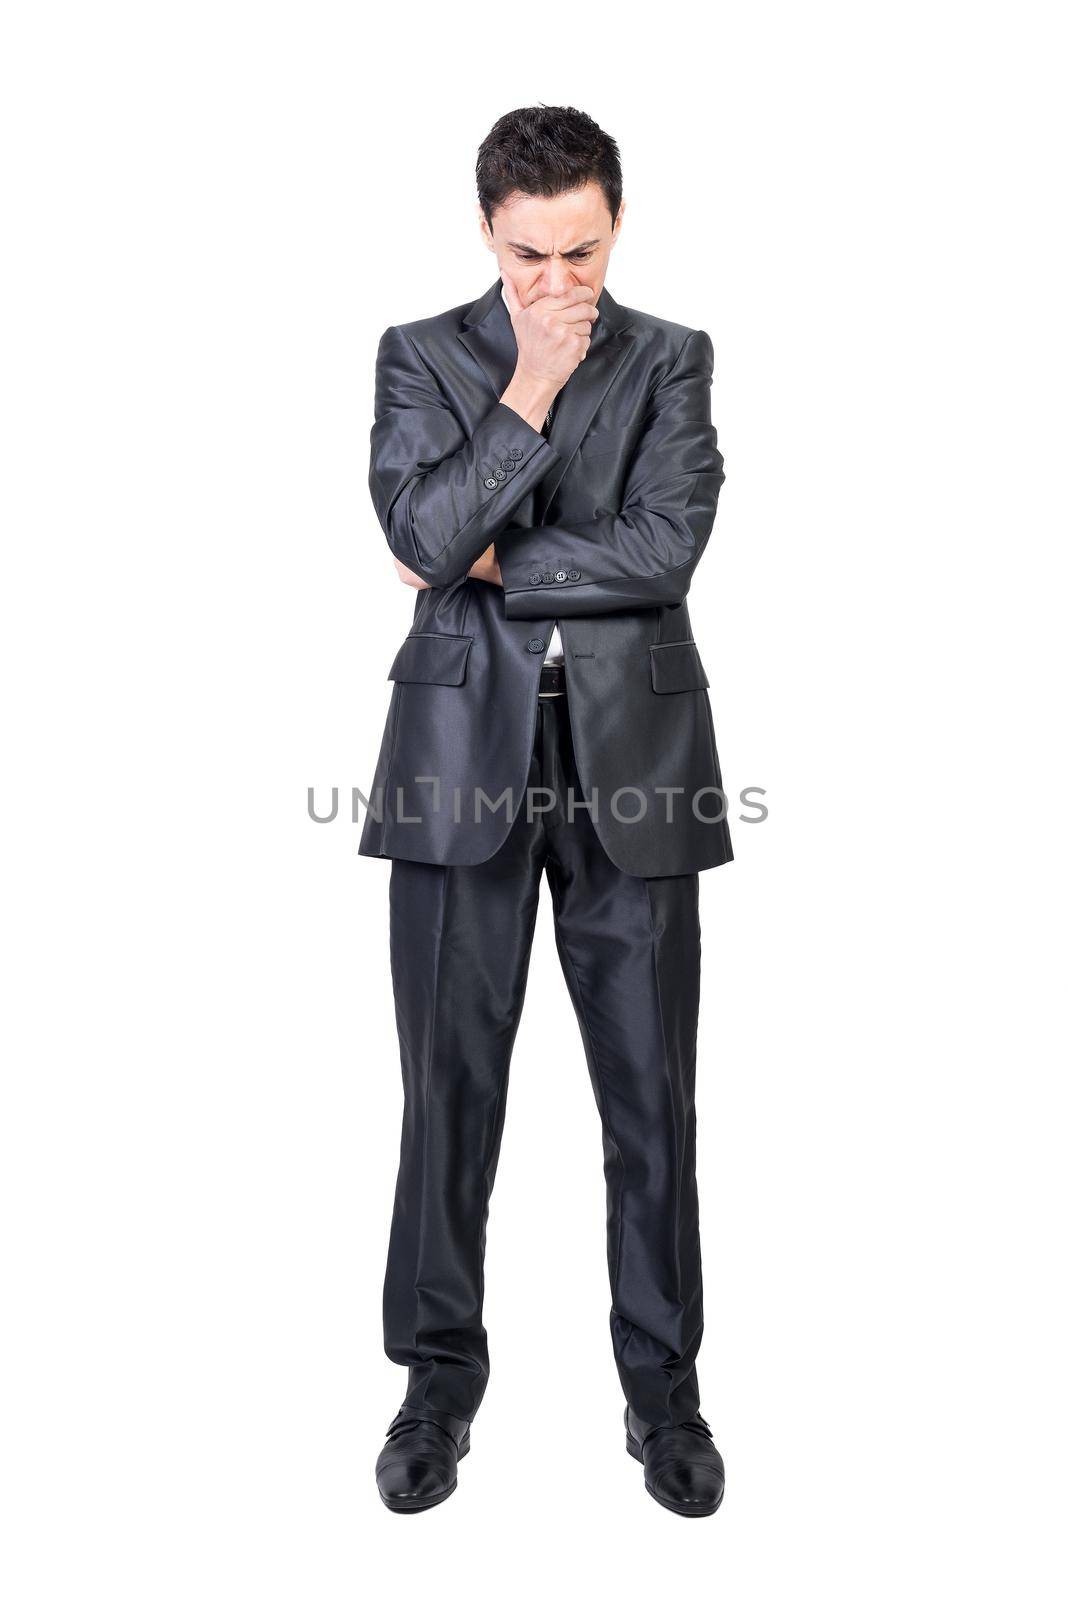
[
  {"xmin": 568, "ymin": 569, "xmax": 581, "ymax": 580},
  {"xmin": 509, "ymin": 448, "xmax": 524, "ymax": 461},
  {"xmin": 530, "ymin": 573, "xmax": 542, "ymax": 585},
  {"xmin": 484, "ymin": 477, "xmax": 498, "ymax": 490}
]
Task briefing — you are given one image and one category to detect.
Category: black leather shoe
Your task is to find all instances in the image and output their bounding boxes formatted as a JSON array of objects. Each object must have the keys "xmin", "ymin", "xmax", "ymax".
[
  {"xmin": 376, "ymin": 1404, "xmax": 471, "ymax": 1513},
  {"xmin": 625, "ymin": 1404, "xmax": 725, "ymax": 1517}
]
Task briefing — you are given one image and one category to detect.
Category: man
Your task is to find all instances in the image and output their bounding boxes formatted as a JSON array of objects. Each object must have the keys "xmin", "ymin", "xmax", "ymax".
[{"xmin": 360, "ymin": 106, "xmax": 732, "ymax": 1517}]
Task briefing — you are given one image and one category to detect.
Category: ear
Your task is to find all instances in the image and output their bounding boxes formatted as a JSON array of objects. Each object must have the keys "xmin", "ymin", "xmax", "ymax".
[
  {"xmin": 477, "ymin": 207, "xmax": 495, "ymax": 250},
  {"xmin": 611, "ymin": 198, "xmax": 626, "ymax": 246}
]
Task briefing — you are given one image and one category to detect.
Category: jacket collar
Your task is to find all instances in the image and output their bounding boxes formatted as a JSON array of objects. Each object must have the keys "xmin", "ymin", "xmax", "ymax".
[{"xmin": 458, "ymin": 277, "xmax": 636, "ymax": 519}]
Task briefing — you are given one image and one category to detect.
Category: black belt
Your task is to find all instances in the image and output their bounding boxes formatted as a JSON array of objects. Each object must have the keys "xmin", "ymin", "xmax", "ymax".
[{"xmin": 538, "ymin": 662, "xmax": 566, "ymax": 697}]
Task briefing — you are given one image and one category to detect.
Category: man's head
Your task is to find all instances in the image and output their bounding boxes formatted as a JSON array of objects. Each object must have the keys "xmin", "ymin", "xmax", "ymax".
[{"xmin": 476, "ymin": 105, "xmax": 624, "ymax": 310}]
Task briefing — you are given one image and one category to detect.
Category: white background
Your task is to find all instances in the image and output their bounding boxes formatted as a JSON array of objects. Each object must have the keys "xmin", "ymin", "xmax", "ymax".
[{"xmin": 2, "ymin": 2, "xmax": 1065, "ymax": 1594}]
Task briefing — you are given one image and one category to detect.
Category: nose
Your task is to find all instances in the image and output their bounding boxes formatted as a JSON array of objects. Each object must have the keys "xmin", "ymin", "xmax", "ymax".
[{"xmin": 543, "ymin": 256, "xmax": 576, "ymax": 296}]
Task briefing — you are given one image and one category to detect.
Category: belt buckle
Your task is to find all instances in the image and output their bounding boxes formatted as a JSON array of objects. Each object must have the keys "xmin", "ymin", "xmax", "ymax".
[{"xmin": 538, "ymin": 662, "xmax": 566, "ymax": 698}]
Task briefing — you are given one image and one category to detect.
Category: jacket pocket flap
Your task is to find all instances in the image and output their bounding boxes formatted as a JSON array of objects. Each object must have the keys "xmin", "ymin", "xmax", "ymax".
[
  {"xmin": 649, "ymin": 640, "xmax": 710, "ymax": 694},
  {"xmin": 388, "ymin": 632, "xmax": 473, "ymax": 686}
]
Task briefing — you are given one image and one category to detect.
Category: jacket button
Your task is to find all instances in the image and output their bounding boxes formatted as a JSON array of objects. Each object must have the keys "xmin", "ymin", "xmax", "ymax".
[
  {"xmin": 555, "ymin": 570, "xmax": 568, "ymax": 583},
  {"xmin": 526, "ymin": 637, "xmax": 546, "ymax": 653},
  {"xmin": 530, "ymin": 573, "xmax": 542, "ymax": 585},
  {"xmin": 501, "ymin": 458, "xmax": 516, "ymax": 472},
  {"xmin": 484, "ymin": 477, "xmax": 498, "ymax": 490},
  {"xmin": 509, "ymin": 448, "xmax": 524, "ymax": 460},
  {"xmin": 493, "ymin": 467, "xmax": 507, "ymax": 481},
  {"xmin": 568, "ymin": 569, "xmax": 581, "ymax": 580}
]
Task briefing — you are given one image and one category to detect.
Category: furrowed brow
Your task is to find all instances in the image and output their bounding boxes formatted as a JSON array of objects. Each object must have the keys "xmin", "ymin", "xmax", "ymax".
[{"xmin": 507, "ymin": 238, "xmax": 602, "ymax": 257}]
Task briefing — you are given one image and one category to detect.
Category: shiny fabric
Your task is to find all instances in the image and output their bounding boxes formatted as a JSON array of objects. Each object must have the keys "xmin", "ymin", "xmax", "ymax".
[
  {"xmin": 383, "ymin": 692, "xmax": 705, "ymax": 1430},
  {"xmin": 358, "ymin": 276, "xmax": 732, "ymax": 878}
]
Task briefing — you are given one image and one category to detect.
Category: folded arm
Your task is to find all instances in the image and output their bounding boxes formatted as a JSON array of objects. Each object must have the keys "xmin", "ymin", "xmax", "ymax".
[
  {"xmin": 368, "ymin": 324, "xmax": 559, "ymax": 587},
  {"xmin": 496, "ymin": 329, "xmax": 726, "ymax": 617}
]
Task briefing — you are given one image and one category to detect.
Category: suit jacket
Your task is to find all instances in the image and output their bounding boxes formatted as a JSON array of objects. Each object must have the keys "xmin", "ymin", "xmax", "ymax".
[{"xmin": 357, "ymin": 276, "xmax": 733, "ymax": 878}]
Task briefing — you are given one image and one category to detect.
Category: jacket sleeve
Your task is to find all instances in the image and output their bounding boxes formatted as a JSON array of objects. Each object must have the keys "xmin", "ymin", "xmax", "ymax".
[
  {"xmin": 367, "ymin": 323, "xmax": 560, "ymax": 586},
  {"xmin": 496, "ymin": 329, "xmax": 725, "ymax": 617}
]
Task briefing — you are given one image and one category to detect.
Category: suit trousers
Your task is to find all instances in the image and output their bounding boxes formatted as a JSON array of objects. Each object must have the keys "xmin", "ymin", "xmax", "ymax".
[{"xmin": 382, "ymin": 688, "xmax": 707, "ymax": 1431}]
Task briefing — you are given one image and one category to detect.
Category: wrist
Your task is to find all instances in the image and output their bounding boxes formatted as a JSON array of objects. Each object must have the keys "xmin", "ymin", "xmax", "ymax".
[{"xmin": 501, "ymin": 367, "xmax": 559, "ymax": 431}]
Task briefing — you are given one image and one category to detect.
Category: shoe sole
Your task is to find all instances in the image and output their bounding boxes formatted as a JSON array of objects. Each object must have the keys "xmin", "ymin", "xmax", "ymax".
[
  {"xmin": 378, "ymin": 1434, "xmax": 470, "ymax": 1514},
  {"xmin": 625, "ymin": 1428, "xmax": 724, "ymax": 1518}
]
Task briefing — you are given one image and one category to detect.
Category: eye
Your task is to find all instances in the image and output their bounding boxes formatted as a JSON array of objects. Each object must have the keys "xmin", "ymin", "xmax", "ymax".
[{"xmin": 569, "ymin": 252, "xmax": 592, "ymax": 262}]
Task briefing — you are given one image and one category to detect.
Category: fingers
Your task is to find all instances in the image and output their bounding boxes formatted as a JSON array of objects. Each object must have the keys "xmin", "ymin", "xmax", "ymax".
[
  {"xmin": 501, "ymin": 277, "xmax": 598, "ymax": 323},
  {"xmin": 538, "ymin": 284, "xmax": 598, "ymax": 313},
  {"xmin": 556, "ymin": 318, "xmax": 596, "ymax": 354},
  {"xmin": 393, "ymin": 556, "xmax": 430, "ymax": 589},
  {"xmin": 554, "ymin": 301, "xmax": 599, "ymax": 326}
]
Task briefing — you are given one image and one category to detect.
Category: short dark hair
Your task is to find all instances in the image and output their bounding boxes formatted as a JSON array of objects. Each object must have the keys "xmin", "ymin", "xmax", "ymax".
[{"xmin": 476, "ymin": 105, "xmax": 622, "ymax": 231}]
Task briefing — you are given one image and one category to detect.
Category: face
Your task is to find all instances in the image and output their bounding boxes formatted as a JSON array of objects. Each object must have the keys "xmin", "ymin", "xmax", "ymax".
[{"xmin": 478, "ymin": 181, "xmax": 624, "ymax": 307}]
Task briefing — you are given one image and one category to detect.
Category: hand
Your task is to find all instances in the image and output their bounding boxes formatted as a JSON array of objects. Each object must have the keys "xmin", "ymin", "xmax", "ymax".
[
  {"xmin": 467, "ymin": 543, "xmax": 502, "ymax": 586},
  {"xmin": 500, "ymin": 268, "xmax": 598, "ymax": 389},
  {"xmin": 394, "ymin": 556, "xmax": 430, "ymax": 590}
]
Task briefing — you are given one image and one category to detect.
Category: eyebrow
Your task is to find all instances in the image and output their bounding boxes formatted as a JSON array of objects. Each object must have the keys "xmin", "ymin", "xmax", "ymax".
[{"xmin": 507, "ymin": 238, "xmax": 601, "ymax": 256}]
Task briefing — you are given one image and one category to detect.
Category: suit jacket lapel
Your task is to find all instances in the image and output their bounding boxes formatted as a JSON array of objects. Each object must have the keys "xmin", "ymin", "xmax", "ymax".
[
  {"xmin": 458, "ymin": 278, "xmax": 636, "ymax": 522},
  {"xmin": 457, "ymin": 279, "xmax": 519, "ymax": 399}
]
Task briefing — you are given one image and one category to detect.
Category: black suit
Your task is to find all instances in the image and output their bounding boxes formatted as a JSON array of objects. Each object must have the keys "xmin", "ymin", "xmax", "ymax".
[
  {"xmin": 362, "ymin": 277, "xmax": 731, "ymax": 1432},
  {"xmin": 359, "ymin": 276, "xmax": 732, "ymax": 877}
]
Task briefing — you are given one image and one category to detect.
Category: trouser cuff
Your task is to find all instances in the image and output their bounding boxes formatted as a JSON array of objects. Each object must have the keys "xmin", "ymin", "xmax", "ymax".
[{"xmin": 388, "ymin": 1402, "xmax": 472, "ymax": 1445}]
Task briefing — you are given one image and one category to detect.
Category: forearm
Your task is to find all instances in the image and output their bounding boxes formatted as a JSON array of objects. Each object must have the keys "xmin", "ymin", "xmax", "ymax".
[
  {"xmin": 372, "ymin": 403, "xmax": 557, "ymax": 586},
  {"xmin": 496, "ymin": 327, "xmax": 726, "ymax": 617},
  {"xmin": 369, "ymin": 324, "xmax": 561, "ymax": 587},
  {"xmin": 496, "ymin": 488, "xmax": 723, "ymax": 617},
  {"xmin": 499, "ymin": 368, "xmax": 557, "ymax": 433}
]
